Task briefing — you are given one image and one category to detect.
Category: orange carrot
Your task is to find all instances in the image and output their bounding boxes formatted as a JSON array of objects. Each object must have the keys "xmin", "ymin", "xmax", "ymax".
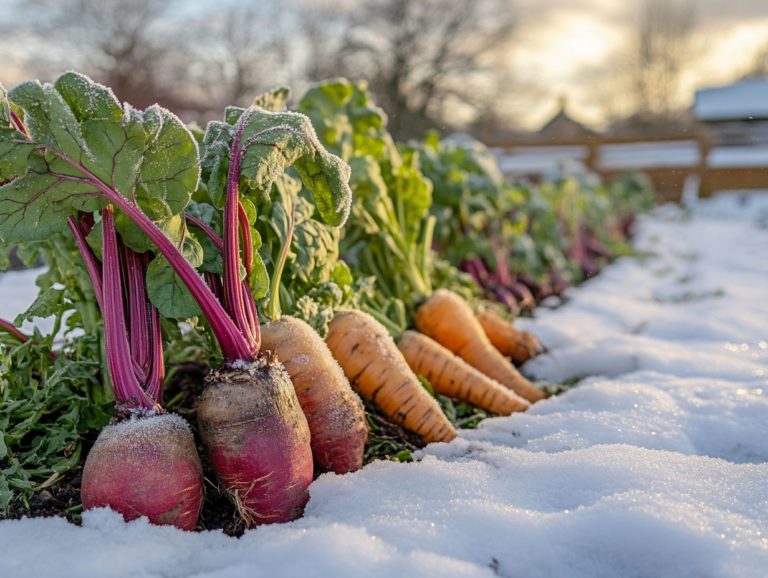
[
  {"xmin": 261, "ymin": 316, "xmax": 368, "ymax": 474},
  {"xmin": 414, "ymin": 289, "xmax": 545, "ymax": 402},
  {"xmin": 477, "ymin": 309, "xmax": 543, "ymax": 365},
  {"xmin": 326, "ymin": 309, "xmax": 457, "ymax": 444},
  {"xmin": 398, "ymin": 330, "xmax": 530, "ymax": 415}
]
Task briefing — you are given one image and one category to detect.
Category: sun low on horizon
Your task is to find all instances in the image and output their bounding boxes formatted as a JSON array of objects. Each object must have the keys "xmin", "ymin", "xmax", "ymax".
[
  {"xmin": 0, "ymin": 0, "xmax": 767, "ymax": 131},
  {"xmin": 510, "ymin": 0, "xmax": 768, "ymax": 130}
]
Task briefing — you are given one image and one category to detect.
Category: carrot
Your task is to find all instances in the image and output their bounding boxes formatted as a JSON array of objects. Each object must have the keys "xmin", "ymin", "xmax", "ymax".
[
  {"xmin": 261, "ymin": 316, "xmax": 368, "ymax": 474},
  {"xmin": 477, "ymin": 309, "xmax": 543, "ymax": 365},
  {"xmin": 397, "ymin": 331, "xmax": 530, "ymax": 415},
  {"xmin": 414, "ymin": 289, "xmax": 545, "ymax": 402},
  {"xmin": 326, "ymin": 309, "xmax": 457, "ymax": 444}
]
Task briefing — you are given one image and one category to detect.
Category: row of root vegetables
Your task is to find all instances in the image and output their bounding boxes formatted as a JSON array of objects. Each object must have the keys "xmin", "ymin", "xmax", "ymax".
[
  {"xmin": 83, "ymin": 288, "xmax": 543, "ymax": 531},
  {"xmin": 0, "ymin": 73, "xmax": 641, "ymax": 530},
  {"xmin": 328, "ymin": 291, "xmax": 542, "ymax": 446}
]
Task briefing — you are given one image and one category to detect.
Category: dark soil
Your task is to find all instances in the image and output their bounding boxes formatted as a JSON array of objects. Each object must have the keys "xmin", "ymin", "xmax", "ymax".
[
  {"xmin": 195, "ymin": 463, "xmax": 246, "ymax": 537},
  {"xmin": 163, "ymin": 360, "xmax": 209, "ymax": 419},
  {"xmin": 6, "ymin": 468, "xmax": 83, "ymax": 523}
]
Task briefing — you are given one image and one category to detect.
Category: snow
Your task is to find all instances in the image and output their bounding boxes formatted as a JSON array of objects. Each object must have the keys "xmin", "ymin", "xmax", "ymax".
[
  {"xmin": 708, "ymin": 146, "xmax": 768, "ymax": 168},
  {"xmin": 596, "ymin": 140, "xmax": 700, "ymax": 170},
  {"xmin": 494, "ymin": 140, "xmax": 703, "ymax": 176},
  {"xmin": 694, "ymin": 79, "xmax": 768, "ymax": 121},
  {"xmin": 2, "ymin": 193, "xmax": 768, "ymax": 577},
  {"xmin": 494, "ymin": 145, "xmax": 588, "ymax": 175}
]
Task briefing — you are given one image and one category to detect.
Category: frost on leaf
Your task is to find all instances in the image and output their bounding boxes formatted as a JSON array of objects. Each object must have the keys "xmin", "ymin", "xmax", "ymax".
[
  {"xmin": 0, "ymin": 84, "xmax": 35, "ymax": 181},
  {"xmin": 201, "ymin": 106, "xmax": 352, "ymax": 228},
  {"xmin": 0, "ymin": 72, "xmax": 201, "ymax": 244}
]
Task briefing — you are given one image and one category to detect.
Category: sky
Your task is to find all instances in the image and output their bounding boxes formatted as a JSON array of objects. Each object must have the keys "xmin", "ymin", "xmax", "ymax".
[
  {"xmin": 1, "ymin": 0, "xmax": 767, "ymax": 131},
  {"xmin": 511, "ymin": 0, "xmax": 768, "ymax": 128}
]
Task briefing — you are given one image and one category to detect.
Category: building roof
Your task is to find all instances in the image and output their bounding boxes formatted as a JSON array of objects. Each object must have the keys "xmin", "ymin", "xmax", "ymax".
[
  {"xmin": 538, "ymin": 97, "xmax": 595, "ymax": 139},
  {"xmin": 694, "ymin": 78, "xmax": 768, "ymax": 122}
]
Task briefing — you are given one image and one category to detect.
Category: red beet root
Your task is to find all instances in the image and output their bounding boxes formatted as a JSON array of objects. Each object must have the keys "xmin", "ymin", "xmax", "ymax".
[
  {"xmin": 196, "ymin": 358, "xmax": 313, "ymax": 526},
  {"xmin": 81, "ymin": 413, "xmax": 204, "ymax": 531}
]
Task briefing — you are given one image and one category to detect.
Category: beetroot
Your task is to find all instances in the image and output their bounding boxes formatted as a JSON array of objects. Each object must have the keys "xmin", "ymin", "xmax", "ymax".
[
  {"xmin": 70, "ymin": 208, "xmax": 204, "ymax": 531},
  {"xmin": 81, "ymin": 413, "xmax": 204, "ymax": 530},
  {"xmin": 197, "ymin": 359, "xmax": 313, "ymax": 525},
  {"xmin": 5, "ymin": 83, "xmax": 353, "ymax": 530}
]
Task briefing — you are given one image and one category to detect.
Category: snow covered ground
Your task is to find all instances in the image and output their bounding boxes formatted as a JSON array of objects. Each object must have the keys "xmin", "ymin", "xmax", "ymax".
[{"xmin": 1, "ymin": 193, "xmax": 767, "ymax": 578}]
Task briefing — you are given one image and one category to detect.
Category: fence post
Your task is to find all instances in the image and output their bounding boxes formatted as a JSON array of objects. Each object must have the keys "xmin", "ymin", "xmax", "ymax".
[
  {"xmin": 697, "ymin": 130, "xmax": 711, "ymax": 197},
  {"xmin": 585, "ymin": 136, "xmax": 599, "ymax": 176}
]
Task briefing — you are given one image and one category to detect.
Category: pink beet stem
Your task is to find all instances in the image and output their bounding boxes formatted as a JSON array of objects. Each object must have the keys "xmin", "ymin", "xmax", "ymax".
[
  {"xmin": 54, "ymin": 151, "xmax": 255, "ymax": 363},
  {"xmin": 100, "ymin": 206, "xmax": 157, "ymax": 409}
]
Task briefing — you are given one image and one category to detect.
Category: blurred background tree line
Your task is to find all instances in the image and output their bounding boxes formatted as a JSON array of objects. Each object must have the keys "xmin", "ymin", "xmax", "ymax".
[{"xmin": 1, "ymin": 0, "xmax": 767, "ymax": 140}]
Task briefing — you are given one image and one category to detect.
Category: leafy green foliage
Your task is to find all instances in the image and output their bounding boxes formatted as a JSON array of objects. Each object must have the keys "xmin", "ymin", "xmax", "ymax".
[
  {"xmin": 0, "ymin": 331, "xmax": 111, "ymax": 514},
  {"xmin": 0, "ymin": 70, "xmax": 205, "ymax": 335},
  {"xmin": 249, "ymin": 174, "xmax": 369, "ymax": 336},
  {"xmin": 14, "ymin": 287, "xmax": 66, "ymax": 325},
  {"xmin": 0, "ymin": 70, "xmax": 657, "ymax": 514},
  {"xmin": 138, "ymin": 105, "xmax": 199, "ymax": 217},
  {"xmin": 252, "ymin": 86, "xmax": 290, "ymax": 113},
  {"xmin": 299, "ymin": 79, "xmax": 399, "ymax": 163},
  {"xmin": 0, "ymin": 73, "xmax": 198, "ymax": 252},
  {"xmin": 185, "ymin": 203, "xmax": 224, "ymax": 275},
  {"xmin": 200, "ymin": 106, "xmax": 352, "ymax": 228},
  {"xmin": 298, "ymin": 80, "xmax": 446, "ymax": 327},
  {"xmin": 0, "ymin": 215, "xmax": 121, "ymax": 516},
  {"xmin": 410, "ymin": 133, "xmax": 656, "ymax": 307},
  {"xmin": 146, "ymin": 245, "xmax": 203, "ymax": 320},
  {"xmin": 414, "ymin": 134, "xmax": 513, "ymax": 265},
  {"xmin": 0, "ymin": 86, "xmax": 35, "ymax": 182},
  {"xmin": 195, "ymin": 89, "xmax": 357, "ymax": 336}
]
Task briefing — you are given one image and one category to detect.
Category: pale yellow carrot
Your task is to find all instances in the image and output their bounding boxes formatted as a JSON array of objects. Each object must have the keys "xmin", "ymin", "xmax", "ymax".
[
  {"xmin": 398, "ymin": 330, "xmax": 530, "ymax": 415},
  {"xmin": 326, "ymin": 309, "xmax": 457, "ymax": 443}
]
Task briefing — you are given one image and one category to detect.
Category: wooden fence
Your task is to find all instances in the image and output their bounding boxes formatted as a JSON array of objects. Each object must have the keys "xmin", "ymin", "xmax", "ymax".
[{"xmin": 487, "ymin": 133, "xmax": 768, "ymax": 202}]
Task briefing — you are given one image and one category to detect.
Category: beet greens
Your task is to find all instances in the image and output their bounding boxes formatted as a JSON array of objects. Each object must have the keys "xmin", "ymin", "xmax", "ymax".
[
  {"xmin": 0, "ymin": 71, "xmax": 353, "ymax": 526},
  {"xmin": 0, "ymin": 72, "xmax": 351, "ymax": 363}
]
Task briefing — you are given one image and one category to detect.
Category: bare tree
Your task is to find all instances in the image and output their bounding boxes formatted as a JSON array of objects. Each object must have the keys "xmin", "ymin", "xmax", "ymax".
[
  {"xmin": 285, "ymin": 0, "xmax": 348, "ymax": 85},
  {"xmin": 191, "ymin": 1, "xmax": 292, "ymax": 109},
  {"xmin": 591, "ymin": 0, "xmax": 698, "ymax": 132},
  {"xmin": 307, "ymin": 0, "xmax": 518, "ymax": 139},
  {"xmin": 15, "ymin": 0, "xmax": 185, "ymax": 110},
  {"xmin": 6, "ymin": 0, "xmax": 520, "ymax": 133},
  {"xmin": 628, "ymin": 0, "xmax": 698, "ymax": 120}
]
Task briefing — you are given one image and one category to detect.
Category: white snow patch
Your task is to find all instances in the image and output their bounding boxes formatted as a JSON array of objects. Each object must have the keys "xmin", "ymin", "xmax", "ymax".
[
  {"xmin": 2, "ymin": 192, "xmax": 768, "ymax": 577},
  {"xmin": 708, "ymin": 146, "xmax": 768, "ymax": 168},
  {"xmin": 597, "ymin": 141, "xmax": 700, "ymax": 170},
  {"xmin": 0, "ymin": 267, "xmax": 56, "ymax": 336},
  {"xmin": 694, "ymin": 78, "xmax": 768, "ymax": 121}
]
